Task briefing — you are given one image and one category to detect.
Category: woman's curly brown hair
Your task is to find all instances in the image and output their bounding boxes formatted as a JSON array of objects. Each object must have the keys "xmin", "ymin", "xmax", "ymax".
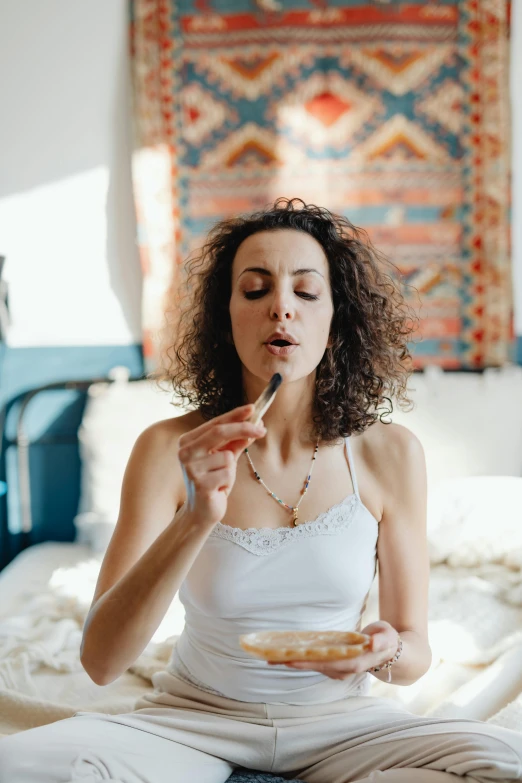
[{"xmin": 152, "ymin": 197, "xmax": 420, "ymax": 441}]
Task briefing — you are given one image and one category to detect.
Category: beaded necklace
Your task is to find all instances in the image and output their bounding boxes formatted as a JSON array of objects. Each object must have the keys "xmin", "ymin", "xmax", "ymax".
[{"xmin": 243, "ymin": 440, "xmax": 319, "ymax": 526}]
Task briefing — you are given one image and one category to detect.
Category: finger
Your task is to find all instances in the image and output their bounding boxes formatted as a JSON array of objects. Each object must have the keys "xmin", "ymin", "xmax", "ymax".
[
  {"xmin": 184, "ymin": 449, "xmax": 234, "ymax": 481},
  {"xmin": 371, "ymin": 633, "xmax": 397, "ymax": 653},
  {"xmin": 181, "ymin": 421, "xmax": 266, "ymax": 461},
  {"xmin": 187, "ymin": 424, "xmax": 265, "ymax": 462},
  {"xmin": 210, "ymin": 418, "xmax": 264, "ymax": 451},
  {"xmin": 218, "ymin": 430, "xmax": 266, "ymax": 460},
  {"xmin": 195, "ymin": 466, "xmax": 235, "ymax": 494},
  {"xmin": 371, "ymin": 635, "xmax": 384, "ymax": 652},
  {"xmin": 285, "ymin": 659, "xmax": 359, "ymax": 674},
  {"xmin": 178, "ymin": 404, "xmax": 255, "ymax": 449},
  {"xmin": 283, "ymin": 663, "xmax": 348, "ymax": 680},
  {"xmin": 284, "ymin": 661, "xmax": 330, "ymax": 670}
]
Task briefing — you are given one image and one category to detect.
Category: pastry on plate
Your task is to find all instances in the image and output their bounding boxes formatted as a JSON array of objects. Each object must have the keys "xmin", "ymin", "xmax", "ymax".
[{"xmin": 239, "ymin": 630, "xmax": 371, "ymax": 662}]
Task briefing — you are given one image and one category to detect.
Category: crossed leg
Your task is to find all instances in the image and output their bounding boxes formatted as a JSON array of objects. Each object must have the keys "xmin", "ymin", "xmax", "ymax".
[
  {"xmin": 277, "ymin": 699, "xmax": 522, "ymax": 783},
  {"xmin": 0, "ymin": 712, "xmax": 234, "ymax": 783}
]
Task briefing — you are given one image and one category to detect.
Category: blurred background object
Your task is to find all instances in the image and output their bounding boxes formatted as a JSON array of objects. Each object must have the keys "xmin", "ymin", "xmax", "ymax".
[{"xmin": 0, "ymin": 255, "xmax": 9, "ymax": 344}]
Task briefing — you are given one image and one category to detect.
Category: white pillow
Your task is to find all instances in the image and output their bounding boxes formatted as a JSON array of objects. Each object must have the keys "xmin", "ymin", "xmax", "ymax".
[
  {"xmin": 75, "ymin": 365, "xmax": 522, "ymax": 555},
  {"xmin": 427, "ymin": 476, "xmax": 522, "ymax": 568},
  {"xmin": 74, "ymin": 367, "xmax": 191, "ymax": 551}
]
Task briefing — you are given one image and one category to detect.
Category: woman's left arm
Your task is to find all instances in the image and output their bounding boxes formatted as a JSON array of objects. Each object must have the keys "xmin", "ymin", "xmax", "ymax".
[
  {"xmin": 282, "ymin": 425, "xmax": 432, "ymax": 686},
  {"xmin": 363, "ymin": 424, "xmax": 432, "ymax": 685}
]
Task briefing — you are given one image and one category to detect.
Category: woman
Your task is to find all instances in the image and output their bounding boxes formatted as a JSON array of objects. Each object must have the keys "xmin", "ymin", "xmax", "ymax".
[{"xmin": 1, "ymin": 198, "xmax": 521, "ymax": 782}]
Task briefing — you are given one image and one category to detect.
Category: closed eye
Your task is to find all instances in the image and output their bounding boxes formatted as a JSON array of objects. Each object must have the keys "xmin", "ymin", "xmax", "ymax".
[{"xmin": 243, "ymin": 290, "xmax": 319, "ymax": 301}]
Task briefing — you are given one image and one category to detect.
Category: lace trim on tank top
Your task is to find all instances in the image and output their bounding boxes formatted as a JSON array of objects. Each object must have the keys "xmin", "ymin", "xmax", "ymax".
[{"xmin": 210, "ymin": 493, "xmax": 359, "ymax": 556}]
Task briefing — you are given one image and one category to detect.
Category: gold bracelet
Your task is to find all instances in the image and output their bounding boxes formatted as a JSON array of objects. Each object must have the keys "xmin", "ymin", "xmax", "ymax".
[{"xmin": 366, "ymin": 635, "xmax": 403, "ymax": 683}]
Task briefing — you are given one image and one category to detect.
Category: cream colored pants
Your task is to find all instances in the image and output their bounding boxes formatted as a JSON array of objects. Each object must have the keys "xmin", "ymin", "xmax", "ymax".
[{"xmin": 0, "ymin": 669, "xmax": 521, "ymax": 782}]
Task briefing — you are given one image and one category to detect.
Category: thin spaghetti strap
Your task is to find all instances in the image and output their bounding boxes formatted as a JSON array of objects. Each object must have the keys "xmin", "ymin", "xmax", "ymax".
[{"xmin": 344, "ymin": 436, "xmax": 360, "ymax": 499}]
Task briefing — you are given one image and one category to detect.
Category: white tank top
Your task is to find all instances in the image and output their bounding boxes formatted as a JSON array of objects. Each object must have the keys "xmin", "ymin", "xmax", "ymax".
[{"xmin": 168, "ymin": 436, "xmax": 379, "ymax": 705}]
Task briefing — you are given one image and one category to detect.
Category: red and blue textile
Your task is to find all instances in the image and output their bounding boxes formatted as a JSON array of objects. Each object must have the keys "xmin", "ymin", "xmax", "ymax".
[{"xmin": 130, "ymin": 0, "xmax": 512, "ymax": 369}]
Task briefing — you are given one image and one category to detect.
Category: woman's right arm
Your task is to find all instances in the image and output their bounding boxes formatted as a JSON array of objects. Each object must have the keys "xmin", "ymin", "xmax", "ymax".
[{"xmin": 80, "ymin": 403, "xmax": 265, "ymax": 686}]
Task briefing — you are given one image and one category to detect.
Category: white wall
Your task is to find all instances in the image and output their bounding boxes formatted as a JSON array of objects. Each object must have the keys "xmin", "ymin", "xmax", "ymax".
[{"xmin": 0, "ymin": 0, "xmax": 142, "ymax": 346}]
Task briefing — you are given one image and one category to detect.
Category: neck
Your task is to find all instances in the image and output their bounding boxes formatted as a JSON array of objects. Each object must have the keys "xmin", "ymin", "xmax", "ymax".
[{"xmin": 243, "ymin": 372, "xmax": 318, "ymax": 463}]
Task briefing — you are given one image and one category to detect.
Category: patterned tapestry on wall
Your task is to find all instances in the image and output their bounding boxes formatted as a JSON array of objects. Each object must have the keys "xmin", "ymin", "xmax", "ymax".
[{"xmin": 130, "ymin": 0, "xmax": 513, "ymax": 370}]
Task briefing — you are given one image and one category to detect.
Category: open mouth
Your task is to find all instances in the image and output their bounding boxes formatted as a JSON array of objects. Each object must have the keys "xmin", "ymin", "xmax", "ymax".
[{"xmin": 269, "ymin": 339, "xmax": 294, "ymax": 347}]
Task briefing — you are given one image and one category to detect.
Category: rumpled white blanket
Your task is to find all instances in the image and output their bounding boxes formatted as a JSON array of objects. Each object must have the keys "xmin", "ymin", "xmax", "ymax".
[
  {"xmin": 0, "ymin": 555, "xmax": 185, "ymax": 737},
  {"xmin": 1, "ymin": 553, "xmax": 522, "ymax": 737}
]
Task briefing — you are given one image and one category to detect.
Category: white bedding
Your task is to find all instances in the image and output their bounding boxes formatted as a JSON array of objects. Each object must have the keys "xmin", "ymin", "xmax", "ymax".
[
  {"xmin": 0, "ymin": 542, "xmax": 185, "ymax": 737},
  {"xmin": 0, "ymin": 541, "xmax": 521, "ymax": 738}
]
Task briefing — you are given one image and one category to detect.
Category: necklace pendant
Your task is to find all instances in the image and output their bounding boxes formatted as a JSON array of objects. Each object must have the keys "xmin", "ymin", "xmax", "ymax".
[{"xmin": 245, "ymin": 439, "xmax": 319, "ymax": 528}]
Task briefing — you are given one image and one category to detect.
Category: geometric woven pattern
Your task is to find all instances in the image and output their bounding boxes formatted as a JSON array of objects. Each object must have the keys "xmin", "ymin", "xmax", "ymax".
[{"xmin": 130, "ymin": 0, "xmax": 513, "ymax": 369}]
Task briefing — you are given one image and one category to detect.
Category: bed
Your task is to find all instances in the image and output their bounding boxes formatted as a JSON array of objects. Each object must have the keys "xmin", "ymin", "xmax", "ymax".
[{"xmin": 1, "ymin": 367, "xmax": 522, "ymax": 767}]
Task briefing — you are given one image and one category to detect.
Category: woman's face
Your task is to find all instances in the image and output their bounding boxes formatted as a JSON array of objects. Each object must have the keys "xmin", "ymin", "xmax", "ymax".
[{"xmin": 229, "ymin": 229, "xmax": 334, "ymax": 384}]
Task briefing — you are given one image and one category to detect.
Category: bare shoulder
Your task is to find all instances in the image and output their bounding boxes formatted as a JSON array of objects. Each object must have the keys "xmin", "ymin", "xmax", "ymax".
[
  {"xmin": 364, "ymin": 419, "xmax": 424, "ymax": 457},
  {"xmin": 354, "ymin": 420, "xmax": 426, "ymax": 516},
  {"xmin": 365, "ymin": 419, "xmax": 425, "ymax": 475},
  {"xmin": 130, "ymin": 409, "xmax": 207, "ymax": 508},
  {"xmin": 137, "ymin": 410, "xmax": 205, "ymax": 456},
  {"xmin": 144, "ymin": 408, "xmax": 206, "ymax": 446}
]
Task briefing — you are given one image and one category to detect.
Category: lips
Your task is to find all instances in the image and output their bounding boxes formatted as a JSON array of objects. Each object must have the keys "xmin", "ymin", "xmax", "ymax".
[
  {"xmin": 263, "ymin": 331, "xmax": 299, "ymax": 356},
  {"xmin": 264, "ymin": 343, "xmax": 298, "ymax": 356},
  {"xmin": 264, "ymin": 331, "xmax": 298, "ymax": 347}
]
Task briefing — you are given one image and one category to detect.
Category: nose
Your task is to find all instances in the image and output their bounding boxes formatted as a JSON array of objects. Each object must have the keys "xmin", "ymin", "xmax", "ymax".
[{"xmin": 270, "ymin": 289, "xmax": 294, "ymax": 321}]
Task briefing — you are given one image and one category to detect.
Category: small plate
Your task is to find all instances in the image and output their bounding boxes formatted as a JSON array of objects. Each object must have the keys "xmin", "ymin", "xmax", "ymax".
[{"xmin": 239, "ymin": 630, "xmax": 372, "ymax": 662}]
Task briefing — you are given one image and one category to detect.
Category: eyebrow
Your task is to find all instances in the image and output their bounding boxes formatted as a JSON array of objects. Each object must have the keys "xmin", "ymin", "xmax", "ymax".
[{"xmin": 238, "ymin": 267, "xmax": 324, "ymax": 280}]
